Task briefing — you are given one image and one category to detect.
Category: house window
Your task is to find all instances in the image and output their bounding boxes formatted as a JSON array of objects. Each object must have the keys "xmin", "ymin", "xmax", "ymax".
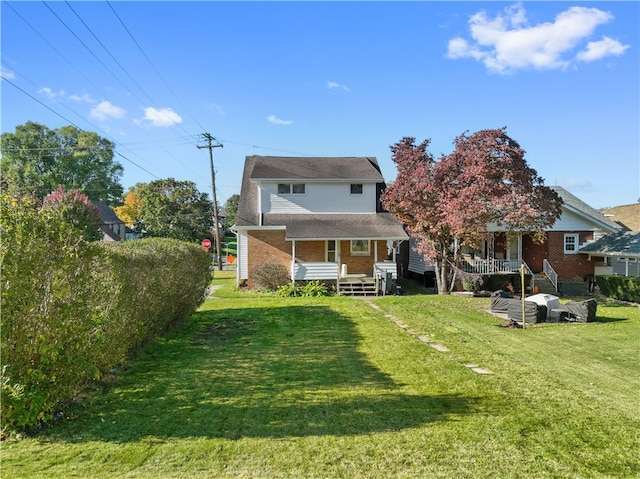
[
  {"xmin": 350, "ymin": 184, "xmax": 363, "ymax": 195},
  {"xmin": 326, "ymin": 240, "xmax": 336, "ymax": 262},
  {"xmin": 277, "ymin": 183, "xmax": 305, "ymax": 194},
  {"xmin": 350, "ymin": 239, "xmax": 370, "ymax": 256},
  {"xmin": 564, "ymin": 234, "xmax": 579, "ymax": 254}
]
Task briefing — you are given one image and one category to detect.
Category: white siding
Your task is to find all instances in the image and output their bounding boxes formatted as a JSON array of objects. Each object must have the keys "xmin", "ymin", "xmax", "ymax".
[
  {"xmin": 408, "ymin": 238, "xmax": 435, "ymax": 274},
  {"xmin": 260, "ymin": 182, "xmax": 377, "ymax": 214},
  {"xmin": 548, "ymin": 209, "xmax": 601, "ymax": 231},
  {"xmin": 613, "ymin": 258, "xmax": 640, "ymax": 277},
  {"xmin": 237, "ymin": 232, "xmax": 249, "ymax": 280}
]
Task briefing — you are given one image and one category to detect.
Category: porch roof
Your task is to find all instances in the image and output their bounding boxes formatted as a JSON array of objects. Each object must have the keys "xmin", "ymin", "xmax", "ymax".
[
  {"xmin": 579, "ymin": 230, "xmax": 640, "ymax": 258},
  {"xmin": 263, "ymin": 213, "xmax": 409, "ymax": 241}
]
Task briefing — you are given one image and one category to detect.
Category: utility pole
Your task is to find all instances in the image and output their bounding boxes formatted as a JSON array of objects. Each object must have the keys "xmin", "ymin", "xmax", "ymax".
[{"xmin": 197, "ymin": 133, "xmax": 224, "ymax": 271}]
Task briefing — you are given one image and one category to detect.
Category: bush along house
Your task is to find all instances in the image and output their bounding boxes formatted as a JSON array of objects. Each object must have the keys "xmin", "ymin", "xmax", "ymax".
[{"xmin": 234, "ymin": 156, "xmax": 408, "ymax": 295}]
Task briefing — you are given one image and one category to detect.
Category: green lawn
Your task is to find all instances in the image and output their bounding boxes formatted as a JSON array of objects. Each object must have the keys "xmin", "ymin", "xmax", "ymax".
[{"xmin": 3, "ymin": 272, "xmax": 639, "ymax": 478}]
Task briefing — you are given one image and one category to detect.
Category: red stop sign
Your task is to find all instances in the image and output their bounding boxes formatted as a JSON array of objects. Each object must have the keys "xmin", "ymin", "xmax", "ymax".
[{"xmin": 201, "ymin": 239, "xmax": 211, "ymax": 249}]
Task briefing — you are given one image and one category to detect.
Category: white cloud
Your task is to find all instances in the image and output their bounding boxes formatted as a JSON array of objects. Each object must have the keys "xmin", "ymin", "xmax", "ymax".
[
  {"xmin": 577, "ymin": 36, "xmax": 630, "ymax": 62},
  {"xmin": 447, "ymin": 3, "xmax": 628, "ymax": 73},
  {"xmin": 1, "ymin": 67, "xmax": 15, "ymax": 80},
  {"xmin": 267, "ymin": 115, "xmax": 293, "ymax": 126},
  {"xmin": 69, "ymin": 92, "xmax": 94, "ymax": 103},
  {"xmin": 90, "ymin": 101, "xmax": 126, "ymax": 121},
  {"xmin": 328, "ymin": 80, "xmax": 350, "ymax": 92},
  {"xmin": 38, "ymin": 87, "xmax": 65, "ymax": 100},
  {"xmin": 143, "ymin": 107, "xmax": 183, "ymax": 127}
]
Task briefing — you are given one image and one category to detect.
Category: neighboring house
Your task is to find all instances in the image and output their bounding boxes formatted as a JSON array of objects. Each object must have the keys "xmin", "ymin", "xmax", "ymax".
[
  {"xmin": 401, "ymin": 186, "xmax": 625, "ymax": 291},
  {"xmin": 235, "ymin": 156, "xmax": 408, "ymax": 293},
  {"xmin": 93, "ymin": 201, "xmax": 127, "ymax": 242},
  {"xmin": 601, "ymin": 203, "xmax": 640, "ymax": 231},
  {"xmin": 579, "ymin": 230, "xmax": 640, "ymax": 277}
]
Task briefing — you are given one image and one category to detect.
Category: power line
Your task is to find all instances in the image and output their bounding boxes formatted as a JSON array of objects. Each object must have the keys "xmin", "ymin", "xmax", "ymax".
[
  {"xmin": 107, "ymin": 0, "xmax": 207, "ymax": 133},
  {"xmin": 2, "ymin": 75, "xmax": 160, "ymax": 180}
]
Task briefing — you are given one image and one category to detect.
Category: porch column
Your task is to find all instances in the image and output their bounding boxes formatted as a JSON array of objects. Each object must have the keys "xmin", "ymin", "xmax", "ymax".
[{"xmin": 291, "ymin": 239, "xmax": 296, "ymax": 283}]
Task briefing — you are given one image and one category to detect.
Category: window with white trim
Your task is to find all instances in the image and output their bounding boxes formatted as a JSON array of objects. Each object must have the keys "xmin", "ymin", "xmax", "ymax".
[
  {"xmin": 350, "ymin": 239, "xmax": 370, "ymax": 256},
  {"xmin": 564, "ymin": 234, "xmax": 579, "ymax": 254},
  {"xmin": 326, "ymin": 240, "xmax": 337, "ymax": 262},
  {"xmin": 277, "ymin": 183, "xmax": 305, "ymax": 194}
]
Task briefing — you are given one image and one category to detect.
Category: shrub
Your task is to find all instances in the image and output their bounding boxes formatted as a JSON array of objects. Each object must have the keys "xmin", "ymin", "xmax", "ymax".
[
  {"xmin": 277, "ymin": 281, "xmax": 333, "ymax": 297},
  {"xmin": 1, "ymin": 193, "xmax": 100, "ymax": 430},
  {"xmin": 596, "ymin": 275, "xmax": 640, "ymax": 303},
  {"xmin": 251, "ymin": 262, "xmax": 290, "ymax": 291},
  {"xmin": 482, "ymin": 273, "xmax": 532, "ymax": 292},
  {"xmin": 1, "ymin": 191, "xmax": 213, "ymax": 432}
]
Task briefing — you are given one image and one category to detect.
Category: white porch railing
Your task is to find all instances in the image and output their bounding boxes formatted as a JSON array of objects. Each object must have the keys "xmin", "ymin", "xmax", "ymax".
[
  {"xmin": 292, "ymin": 262, "xmax": 339, "ymax": 281},
  {"xmin": 543, "ymin": 259, "xmax": 558, "ymax": 292},
  {"xmin": 461, "ymin": 258, "xmax": 523, "ymax": 274}
]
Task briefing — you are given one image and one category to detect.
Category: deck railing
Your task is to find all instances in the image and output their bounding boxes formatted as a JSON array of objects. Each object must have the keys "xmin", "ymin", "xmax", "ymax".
[
  {"xmin": 292, "ymin": 262, "xmax": 339, "ymax": 281},
  {"xmin": 461, "ymin": 258, "xmax": 523, "ymax": 274}
]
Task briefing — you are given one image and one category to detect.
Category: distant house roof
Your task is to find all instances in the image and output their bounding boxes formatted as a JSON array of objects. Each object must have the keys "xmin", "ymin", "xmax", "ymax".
[
  {"xmin": 551, "ymin": 186, "xmax": 622, "ymax": 233},
  {"xmin": 601, "ymin": 203, "xmax": 640, "ymax": 231},
  {"xmin": 579, "ymin": 230, "xmax": 640, "ymax": 258},
  {"xmin": 93, "ymin": 201, "xmax": 124, "ymax": 225}
]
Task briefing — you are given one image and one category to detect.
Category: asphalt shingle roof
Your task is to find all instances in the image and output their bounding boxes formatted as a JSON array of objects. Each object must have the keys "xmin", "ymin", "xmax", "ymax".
[
  {"xmin": 579, "ymin": 230, "xmax": 640, "ymax": 258},
  {"xmin": 551, "ymin": 186, "xmax": 621, "ymax": 232}
]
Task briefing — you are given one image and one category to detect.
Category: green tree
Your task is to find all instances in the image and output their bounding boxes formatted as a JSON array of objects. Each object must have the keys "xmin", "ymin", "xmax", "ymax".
[
  {"xmin": 222, "ymin": 194, "xmax": 239, "ymax": 230},
  {"xmin": 1, "ymin": 122, "xmax": 124, "ymax": 205},
  {"xmin": 134, "ymin": 178, "xmax": 213, "ymax": 242}
]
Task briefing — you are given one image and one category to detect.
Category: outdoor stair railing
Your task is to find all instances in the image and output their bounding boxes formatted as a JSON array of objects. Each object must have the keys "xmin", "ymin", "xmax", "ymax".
[{"xmin": 543, "ymin": 259, "xmax": 558, "ymax": 292}]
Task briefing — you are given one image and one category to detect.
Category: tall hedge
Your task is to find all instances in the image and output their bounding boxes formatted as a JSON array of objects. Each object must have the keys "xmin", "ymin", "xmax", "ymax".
[
  {"xmin": 596, "ymin": 275, "xmax": 640, "ymax": 303},
  {"xmin": 1, "ymin": 193, "xmax": 213, "ymax": 431}
]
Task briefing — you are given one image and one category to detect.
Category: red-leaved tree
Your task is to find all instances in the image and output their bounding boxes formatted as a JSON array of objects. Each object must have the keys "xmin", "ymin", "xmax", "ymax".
[
  {"xmin": 382, "ymin": 128, "xmax": 563, "ymax": 293},
  {"xmin": 42, "ymin": 185, "xmax": 103, "ymax": 241}
]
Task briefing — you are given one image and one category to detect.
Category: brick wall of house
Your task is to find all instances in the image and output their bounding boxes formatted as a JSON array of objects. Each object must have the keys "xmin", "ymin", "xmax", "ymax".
[
  {"xmin": 546, "ymin": 231, "xmax": 595, "ymax": 281},
  {"xmin": 338, "ymin": 240, "xmax": 388, "ymax": 274},
  {"xmin": 247, "ymin": 230, "xmax": 291, "ymax": 288},
  {"xmin": 295, "ymin": 241, "xmax": 325, "ymax": 262}
]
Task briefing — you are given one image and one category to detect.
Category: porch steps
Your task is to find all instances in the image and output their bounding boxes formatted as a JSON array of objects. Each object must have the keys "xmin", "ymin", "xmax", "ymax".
[
  {"xmin": 534, "ymin": 274, "xmax": 557, "ymax": 295},
  {"xmin": 338, "ymin": 277, "xmax": 378, "ymax": 296}
]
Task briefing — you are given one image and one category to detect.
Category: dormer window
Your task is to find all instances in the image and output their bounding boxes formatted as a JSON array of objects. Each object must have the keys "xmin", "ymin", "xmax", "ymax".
[
  {"xmin": 278, "ymin": 183, "xmax": 305, "ymax": 194},
  {"xmin": 350, "ymin": 184, "xmax": 363, "ymax": 195}
]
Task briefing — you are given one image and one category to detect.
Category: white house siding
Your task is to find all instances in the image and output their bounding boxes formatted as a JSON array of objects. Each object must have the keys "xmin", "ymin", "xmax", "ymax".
[
  {"xmin": 408, "ymin": 238, "xmax": 435, "ymax": 274},
  {"xmin": 548, "ymin": 209, "xmax": 603, "ymax": 232},
  {"xmin": 237, "ymin": 232, "xmax": 249, "ymax": 280},
  {"xmin": 260, "ymin": 182, "xmax": 376, "ymax": 214},
  {"xmin": 613, "ymin": 258, "xmax": 640, "ymax": 277}
]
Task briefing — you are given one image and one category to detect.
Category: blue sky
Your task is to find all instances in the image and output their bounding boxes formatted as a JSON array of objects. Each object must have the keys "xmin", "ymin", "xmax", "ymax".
[{"xmin": 2, "ymin": 1, "xmax": 638, "ymax": 209}]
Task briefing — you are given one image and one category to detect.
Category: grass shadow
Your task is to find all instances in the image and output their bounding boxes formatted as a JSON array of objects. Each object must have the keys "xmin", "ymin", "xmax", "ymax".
[{"xmin": 45, "ymin": 305, "xmax": 476, "ymax": 442}]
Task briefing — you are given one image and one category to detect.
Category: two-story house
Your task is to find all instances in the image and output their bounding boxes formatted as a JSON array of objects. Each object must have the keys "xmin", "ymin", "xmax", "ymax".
[{"xmin": 235, "ymin": 156, "xmax": 408, "ymax": 293}]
